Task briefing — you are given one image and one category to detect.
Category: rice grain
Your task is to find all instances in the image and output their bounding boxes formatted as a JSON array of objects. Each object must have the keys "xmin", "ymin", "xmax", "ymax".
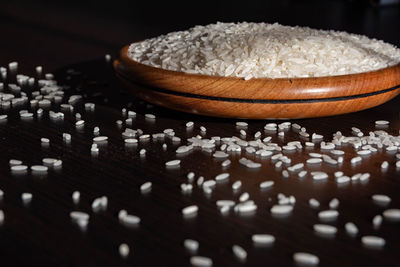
[
  {"xmin": 190, "ymin": 256, "xmax": 213, "ymax": 267},
  {"xmin": 293, "ymin": 252, "xmax": 319, "ymax": 266}
]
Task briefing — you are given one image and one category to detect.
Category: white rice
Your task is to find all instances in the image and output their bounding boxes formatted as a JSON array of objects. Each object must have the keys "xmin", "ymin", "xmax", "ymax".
[
  {"xmin": 313, "ymin": 224, "xmax": 337, "ymax": 235},
  {"xmin": 124, "ymin": 138, "xmax": 138, "ymax": 144},
  {"xmin": 331, "ymin": 150, "xmax": 345, "ymax": 156},
  {"xmin": 93, "ymin": 136, "xmax": 108, "ymax": 142},
  {"xmin": 11, "ymin": 165, "xmax": 28, "ymax": 171},
  {"xmin": 345, "ymin": 222, "xmax": 359, "ymax": 236},
  {"xmin": 311, "ymin": 172, "xmax": 328, "ymax": 181},
  {"xmin": 239, "ymin": 192, "xmax": 249, "ymax": 202},
  {"xmin": 144, "ymin": 113, "xmax": 155, "ymax": 119},
  {"xmin": 237, "ymin": 203, "xmax": 257, "ymax": 213},
  {"xmin": 140, "ymin": 181, "xmax": 152, "ymax": 193},
  {"xmin": 181, "ymin": 183, "xmax": 193, "ymax": 194},
  {"xmin": 221, "ymin": 159, "xmax": 231, "ymax": 167},
  {"xmin": 119, "ymin": 211, "xmax": 141, "ymax": 226},
  {"xmin": 31, "ymin": 165, "xmax": 48, "ymax": 172},
  {"xmin": 362, "ymin": 173, "xmax": 372, "ymax": 182},
  {"xmin": 190, "ymin": 256, "xmax": 213, "ymax": 267},
  {"xmin": 288, "ymin": 163, "xmax": 304, "ymax": 171},
  {"xmin": 270, "ymin": 204, "xmax": 293, "ymax": 215},
  {"xmin": 318, "ymin": 210, "xmax": 339, "ymax": 221},
  {"xmin": 72, "ymin": 191, "xmax": 80, "ymax": 204},
  {"xmin": 372, "ymin": 194, "xmax": 391, "ymax": 205},
  {"xmin": 70, "ymin": 211, "xmax": 90, "ymax": 221},
  {"xmin": 187, "ymin": 172, "xmax": 195, "ymax": 182},
  {"xmin": 186, "ymin": 121, "xmax": 194, "ymax": 128},
  {"xmin": 213, "ymin": 151, "xmax": 228, "ymax": 158},
  {"xmin": 282, "ymin": 145, "xmax": 296, "ymax": 151},
  {"xmin": 383, "ymin": 209, "xmax": 400, "ymax": 221},
  {"xmin": 309, "ymin": 198, "xmax": 320, "ymax": 209},
  {"xmin": 215, "ymin": 173, "xmax": 229, "ymax": 181},
  {"xmin": 361, "ymin": 236, "xmax": 385, "ymax": 248},
  {"xmin": 357, "ymin": 150, "xmax": 371, "ymax": 156},
  {"xmin": 75, "ymin": 120, "xmax": 85, "ymax": 127},
  {"xmin": 351, "ymin": 156, "xmax": 362, "ymax": 164},
  {"xmin": 333, "ymin": 170, "xmax": 344, "ymax": 177},
  {"xmin": 139, "ymin": 134, "xmax": 150, "ymax": 141},
  {"xmin": 203, "ymin": 187, "xmax": 212, "ymax": 195},
  {"xmin": 293, "ymin": 252, "xmax": 319, "ymax": 266},
  {"xmin": 21, "ymin": 192, "xmax": 33, "ymax": 203},
  {"xmin": 275, "ymin": 161, "xmax": 283, "ymax": 168},
  {"xmin": 373, "ymin": 214, "xmax": 383, "ymax": 228},
  {"xmin": 182, "ymin": 205, "xmax": 198, "ymax": 216},
  {"xmin": 232, "ymin": 180, "xmax": 242, "ymax": 191},
  {"xmin": 8, "ymin": 61, "xmax": 18, "ymax": 71},
  {"xmin": 63, "ymin": 133, "xmax": 71, "ymax": 141},
  {"xmin": 42, "ymin": 158, "xmax": 57, "ymax": 165},
  {"xmin": 232, "ymin": 245, "xmax": 247, "ymax": 261},
  {"xmin": 91, "ymin": 196, "xmax": 108, "ymax": 212},
  {"xmin": 203, "ymin": 180, "xmax": 216, "ymax": 188},
  {"xmin": 381, "ymin": 161, "xmax": 389, "ymax": 169},
  {"xmin": 329, "ymin": 198, "xmax": 340, "ymax": 209},
  {"xmin": 336, "ymin": 176, "xmax": 350, "ymax": 184},
  {"xmin": 236, "ymin": 121, "xmax": 248, "ymax": 127},
  {"xmin": 320, "ymin": 142, "xmax": 335, "ymax": 150},
  {"xmin": 298, "ymin": 170, "xmax": 307, "ymax": 178},
  {"xmin": 165, "ymin": 159, "xmax": 181, "ymax": 167},
  {"xmin": 184, "ymin": 239, "xmax": 199, "ymax": 252},
  {"xmin": 216, "ymin": 200, "xmax": 235, "ymax": 208},
  {"xmin": 119, "ymin": 243, "xmax": 130, "ymax": 258},
  {"xmin": 259, "ymin": 180, "xmax": 274, "ymax": 189},
  {"xmin": 252, "ymin": 234, "xmax": 275, "ymax": 245},
  {"xmin": 129, "ymin": 22, "xmax": 400, "ymax": 79},
  {"xmin": 0, "ymin": 210, "xmax": 4, "ymax": 224},
  {"xmin": 8, "ymin": 159, "xmax": 22, "ymax": 166},
  {"xmin": 307, "ymin": 158, "xmax": 322, "ymax": 164},
  {"xmin": 375, "ymin": 120, "xmax": 389, "ymax": 125},
  {"xmin": 196, "ymin": 176, "xmax": 204, "ymax": 186},
  {"xmin": 386, "ymin": 146, "xmax": 398, "ymax": 152},
  {"xmin": 40, "ymin": 137, "xmax": 50, "ymax": 143}
]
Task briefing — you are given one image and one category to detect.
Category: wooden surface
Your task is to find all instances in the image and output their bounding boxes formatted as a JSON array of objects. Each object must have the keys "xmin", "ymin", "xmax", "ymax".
[
  {"xmin": 1, "ymin": 2, "xmax": 400, "ymax": 266},
  {"xmin": 1, "ymin": 59, "xmax": 400, "ymax": 266},
  {"xmin": 115, "ymin": 45, "xmax": 400, "ymax": 119}
]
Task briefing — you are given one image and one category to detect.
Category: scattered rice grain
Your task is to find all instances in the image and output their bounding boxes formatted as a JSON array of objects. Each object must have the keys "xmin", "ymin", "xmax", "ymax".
[
  {"xmin": 293, "ymin": 252, "xmax": 319, "ymax": 266},
  {"xmin": 190, "ymin": 256, "xmax": 213, "ymax": 267}
]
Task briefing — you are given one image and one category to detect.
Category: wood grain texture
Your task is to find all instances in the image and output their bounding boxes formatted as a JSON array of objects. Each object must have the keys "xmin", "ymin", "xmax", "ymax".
[{"xmin": 114, "ymin": 45, "xmax": 400, "ymax": 119}]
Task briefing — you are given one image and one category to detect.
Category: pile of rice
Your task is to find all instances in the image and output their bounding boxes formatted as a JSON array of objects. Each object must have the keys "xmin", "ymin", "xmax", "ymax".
[{"xmin": 128, "ymin": 22, "xmax": 400, "ymax": 79}]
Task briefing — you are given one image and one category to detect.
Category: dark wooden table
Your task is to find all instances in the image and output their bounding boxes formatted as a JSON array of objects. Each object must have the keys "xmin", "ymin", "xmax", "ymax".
[
  {"xmin": 0, "ymin": 58, "xmax": 400, "ymax": 266},
  {"xmin": 1, "ymin": 1, "xmax": 400, "ymax": 266}
]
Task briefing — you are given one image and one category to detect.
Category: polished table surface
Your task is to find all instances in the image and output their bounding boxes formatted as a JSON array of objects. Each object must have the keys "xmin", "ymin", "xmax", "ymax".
[
  {"xmin": 1, "ymin": 1, "xmax": 400, "ymax": 266},
  {"xmin": 0, "ymin": 59, "xmax": 399, "ymax": 266}
]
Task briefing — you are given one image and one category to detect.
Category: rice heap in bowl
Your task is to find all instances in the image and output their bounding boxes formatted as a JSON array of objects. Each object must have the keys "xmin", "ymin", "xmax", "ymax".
[{"xmin": 128, "ymin": 22, "xmax": 400, "ymax": 80}]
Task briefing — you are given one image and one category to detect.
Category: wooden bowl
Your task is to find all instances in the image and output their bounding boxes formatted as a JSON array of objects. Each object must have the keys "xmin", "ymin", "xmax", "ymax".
[{"xmin": 114, "ymin": 45, "xmax": 400, "ymax": 119}]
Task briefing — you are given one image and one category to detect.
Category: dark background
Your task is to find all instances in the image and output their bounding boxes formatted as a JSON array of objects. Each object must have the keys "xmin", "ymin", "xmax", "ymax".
[{"xmin": 0, "ymin": 0, "xmax": 399, "ymax": 71}]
